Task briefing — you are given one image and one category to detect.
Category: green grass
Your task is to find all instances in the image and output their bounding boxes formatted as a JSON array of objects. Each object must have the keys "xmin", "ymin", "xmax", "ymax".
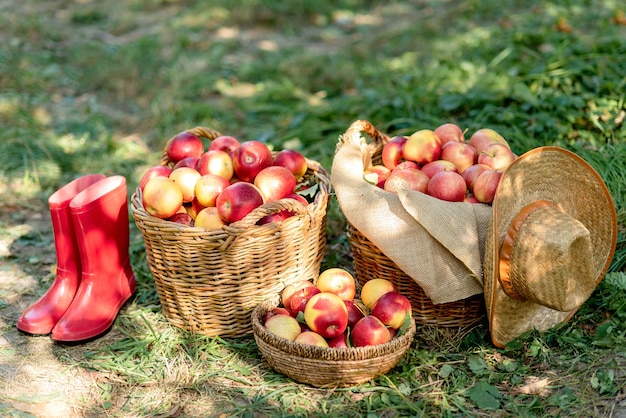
[{"xmin": 1, "ymin": 0, "xmax": 625, "ymax": 416}]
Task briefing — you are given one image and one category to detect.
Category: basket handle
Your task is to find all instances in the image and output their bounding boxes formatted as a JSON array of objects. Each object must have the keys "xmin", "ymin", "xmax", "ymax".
[
  {"xmin": 161, "ymin": 126, "xmax": 224, "ymax": 166},
  {"xmin": 219, "ymin": 197, "xmax": 311, "ymax": 251}
]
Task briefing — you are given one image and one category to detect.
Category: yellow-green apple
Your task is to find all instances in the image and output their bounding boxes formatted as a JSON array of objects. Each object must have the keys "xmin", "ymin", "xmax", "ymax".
[
  {"xmin": 194, "ymin": 206, "xmax": 225, "ymax": 229},
  {"xmin": 254, "ymin": 165, "xmax": 297, "ymax": 202},
  {"xmin": 232, "ymin": 140, "xmax": 273, "ymax": 182},
  {"xmin": 282, "ymin": 280, "xmax": 316, "ymax": 310},
  {"xmin": 363, "ymin": 165, "xmax": 391, "ymax": 189},
  {"xmin": 289, "ymin": 285, "xmax": 322, "ymax": 316},
  {"xmin": 264, "ymin": 314, "xmax": 301, "ymax": 341},
  {"xmin": 194, "ymin": 174, "xmax": 230, "ymax": 207},
  {"xmin": 139, "ymin": 165, "xmax": 173, "ymax": 191},
  {"xmin": 174, "ymin": 156, "xmax": 200, "ymax": 169},
  {"xmin": 350, "ymin": 315, "xmax": 392, "ymax": 347},
  {"xmin": 304, "ymin": 292, "xmax": 349, "ymax": 339},
  {"xmin": 434, "ymin": 123, "xmax": 465, "ymax": 145},
  {"xmin": 196, "ymin": 150, "xmax": 234, "ymax": 180},
  {"xmin": 142, "ymin": 176, "xmax": 184, "ymax": 219},
  {"xmin": 315, "ymin": 267, "xmax": 357, "ymax": 301},
  {"xmin": 477, "ymin": 143, "xmax": 517, "ymax": 171},
  {"xmin": 344, "ymin": 299, "xmax": 366, "ymax": 328},
  {"xmin": 403, "ymin": 129, "xmax": 442, "ymax": 165},
  {"xmin": 391, "ymin": 161, "xmax": 419, "ymax": 172},
  {"xmin": 264, "ymin": 307, "xmax": 292, "ymax": 323},
  {"xmin": 468, "ymin": 128, "xmax": 510, "ymax": 154},
  {"xmin": 427, "ymin": 171, "xmax": 467, "ymax": 202},
  {"xmin": 169, "ymin": 167, "xmax": 202, "ymax": 203},
  {"xmin": 273, "ymin": 149, "xmax": 308, "ymax": 179},
  {"xmin": 420, "ymin": 159, "xmax": 458, "ymax": 179},
  {"xmin": 384, "ymin": 167, "xmax": 430, "ymax": 194},
  {"xmin": 370, "ymin": 291, "xmax": 412, "ymax": 330},
  {"xmin": 294, "ymin": 331, "xmax": 329, "ymax": 347},
  {"xmin": 382, "ymin": 135, "xmax": 408, "ymax": 170},
  {"xmin": 166, "ymin": 131, "xmax": 205, "ymax": 164},
  {"xmin": 473, "ymin": 169, "xmax": 503, "ymax": 204},
  {"xmin": 327, "ymin": 332, "xmax": 350, "ymax": 348},
  {"xmin": 361, "ymin": 278, "xmax": 397, "ymax": 310},
  {"xmin": 216, "ymin": 182, "xmax": 265, "ymax": 224},
  {"xmin": 209, "ymin": 135, "xmax": 240, "ymax": 156},
  {"xmin": 167, "ymin": 212, "xmax": 194, "ymax": 226},
  {"xmin": 440, "ymin": 141, "xmax": 478, "ymax": 173},
  {"xmin": 461, "ymin": 163, "xmax": 491, "ymax": 191}
]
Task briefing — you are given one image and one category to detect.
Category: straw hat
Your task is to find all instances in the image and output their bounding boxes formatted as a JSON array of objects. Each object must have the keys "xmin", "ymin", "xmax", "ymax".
[{"xmin": 484, "ymin": 146, "xmax": 617, "ymax": 348}]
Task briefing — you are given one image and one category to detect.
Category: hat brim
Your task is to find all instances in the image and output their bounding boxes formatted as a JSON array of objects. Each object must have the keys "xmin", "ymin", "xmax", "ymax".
[{"xmin": 485, "ymin": 146, "xmax": 617, "ymax": 348}]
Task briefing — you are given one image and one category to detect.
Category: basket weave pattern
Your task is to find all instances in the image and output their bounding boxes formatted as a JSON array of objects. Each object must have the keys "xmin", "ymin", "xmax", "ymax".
[
  {"xmin": 342, "ymin": 120, "xmax": 485, "ymax": 328},
  {"xmin": 132, "ymin": 127, "xmax": 330, "ymax": 337},
  {"xmin": 252, "ymin": 298, "xmax": 416, "ymax": 388}
]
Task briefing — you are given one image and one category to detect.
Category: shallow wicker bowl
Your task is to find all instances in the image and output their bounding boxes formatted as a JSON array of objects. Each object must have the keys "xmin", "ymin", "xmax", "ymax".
[
  {"xmin": 252, "ymin": 298, "xmax": 416, "ymax": 388},
  {"xmin": 132, "ymin": 127, "xmax": 331, "ymax": 337}
]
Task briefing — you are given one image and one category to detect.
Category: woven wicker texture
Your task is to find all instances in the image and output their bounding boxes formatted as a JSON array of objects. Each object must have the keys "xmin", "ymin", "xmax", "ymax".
[
  {"xmin": 252, "ymin": 298, "xmax": 416, "ymax": 388},
  {"xmin": 337, "ymin": 120, "xmax": 486, "ymax": 328},
  {"xmin": 132, "ymin": 127, "xmax": 331, "ymax": 337}
]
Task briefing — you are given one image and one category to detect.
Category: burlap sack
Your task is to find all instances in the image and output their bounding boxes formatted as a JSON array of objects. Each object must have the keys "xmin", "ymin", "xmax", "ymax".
[{"xmin": 331, "ymin": 120, "xmax": 492, "ymax": 304}]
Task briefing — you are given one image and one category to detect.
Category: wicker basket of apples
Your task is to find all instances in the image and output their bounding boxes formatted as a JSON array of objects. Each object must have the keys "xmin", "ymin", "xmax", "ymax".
[
  {"xmin": 332, "ymin": 120, "xmax": 519, "ymax": 328},
  {"xmin": 131, "ymin": 126, "xmax": 331, "ymax": 337},
  {"xmin": 252, "ymin": 267, "xmax": 416, "ymax": 388}
]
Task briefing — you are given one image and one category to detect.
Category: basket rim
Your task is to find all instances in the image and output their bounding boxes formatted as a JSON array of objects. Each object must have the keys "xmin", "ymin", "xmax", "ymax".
[{"xmin": 251, "ymin": 298, "xmax": 416, "ymax": 361}]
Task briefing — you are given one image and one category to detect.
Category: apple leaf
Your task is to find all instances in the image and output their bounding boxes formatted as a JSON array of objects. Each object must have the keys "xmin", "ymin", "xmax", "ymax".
[
  {"xmin": 396, "ymin": 313, "xmax": 412, "ymax": 337},
  {"xmin": 295, "ymin": 311, "xmax": 306, "ymax": 324},
  {"xmin": 466, "ymin": 382, "xmax": 502, "ymax": 410}
]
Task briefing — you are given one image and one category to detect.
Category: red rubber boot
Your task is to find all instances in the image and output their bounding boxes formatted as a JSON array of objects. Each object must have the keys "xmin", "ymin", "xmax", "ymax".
[
  {"xmin": 51, "ymin": 175, "xmax": 136, "ymax": 342},
  {"xmin": 17, "ymin": 174, "xmax": 107, "ymax": 335}
]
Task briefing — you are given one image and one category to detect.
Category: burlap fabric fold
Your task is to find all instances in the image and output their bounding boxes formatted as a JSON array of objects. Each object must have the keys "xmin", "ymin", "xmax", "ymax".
[{"xmin": 331, "ymin": 120, "xmax": 491, "ymax": 304}]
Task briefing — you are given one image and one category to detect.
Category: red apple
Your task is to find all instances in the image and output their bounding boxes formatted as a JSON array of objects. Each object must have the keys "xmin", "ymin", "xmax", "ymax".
[
  {"xmin": 194, "ymin": 206, "xmax": 225, "ymax": 229},
  {"xmin": 403, "ymin": 129, "xmax": 442, "ymax": 165},
  {"xmin": 461, "ymin": 163, "xmax": 491, "ymax": 191},
  {"xmin": 477, "ymin": 143, "xmax": 517, "ymax": 171},
  {"xmin": 468, "ymin": 128, "xmax": 510, "ymax": 154},
  {"xmin": 315, "ymin": 268, "xmax": 357, "ymax": 301},
  {"xmin": 465, "ymin": 194, "xmax": 481, "ymax": 204},
  {"xmin": 166, "ymin": 131, "xmax": 205, "ymax": 164},
  {"xmin": 216, "ymin": 182, "xmax": 265, "ymax": 224},
  {"xmin": 264, "ymin": 307, "xmax": 292, "ymax": 323},
  {"xmin": 361, "ymin": 278, "xmax": 397, "ymax": 310},
  {"xmin": 142, "ymin": 177, "xmax": 184, "ymax": 219},
  {"xmin": 434, "ymin": 123, "xmax": 465, "ymax": 145},
  {"xmin": 289, "ymin": 285, "xmax": 322, "ymax": 316},
  {"xmin": 473, "ymin": 169, "xmax": 503, "ymax": 204},
  {"xmin": 209, "ymin": 135, "xmax": 241, "ymax": 156},
  {"xmin": 327, "ymin": 332, "xmax": 350, "ymax": 348},
  {"xmin": 420, "ymin": 159, "xmax": 458, "ymax": 179},
  {"xmin": 174, "ymin": 156, "xmax": 200, "ymax": 169},
  {"xmin": 427, "ymin": 171, "xmax": 467, "ymax": 202},
  {"xmin": 384, "ymin": 167, "xmax": 430, "ymax": 194},
  {"xmin": 294, "ymin": 331, "xmax": 329, "ymax": 347},
  {"xmin": 350, "ymin": 315, "xmax": 392, "ymax": 347},
  {"xmin": 303, "ymin": 292, "xmax": 349, "ymax": 339},
  {"xmin": 139, "ymin": 165, "xmax": 173, "ymax": 191},
  {"xmin": 344, "ymin": 299, "xmax": 366, "ymax": 328},
  {"xmin": 363, "ymin": 164, "xmax": 391, "ymax": 189},
  {"xmin": 264, "ymin": 314, "xmax": 301, "ymax": 341},
  {"xmin": 392, "ymin": 161, "xmax": 419, "ymax": 172},
  {"xmin": 169, "ymin": 167, "xmax": 202, "ymax": 203},
  {"xmin": 254, "ymin": 165, "xmax": 297, "ymax": 202},
  {"xmin": 440, "ymin": 141, "xmax": 478, "ymax": 173},
  {"xmin": 282, "ymin": 280, "xmax": 316, "ymax": 309},
  {"xmin": 273, "ymin": 149, "xmax": 308, "ymax": 179},
  {"xmin": 370, "ymin": 291, "xmax": 412, "ymax": 330},
  {"xmin": 382, "ymin": 136, "xmax": 408, "ymax": 170},
  {"xmin": 185, "ymin": 198, "xmax": 206, "ymax": 220},
  {"xmin": 194, "ymin": 174, "xmax": 230, "ymax": 207},
  {"xmin": 167, "ymin": 212, "xmax": 194, "ymax": 226},
  {"xmin": 232, "ymin": 140, "xmax": 273, "ymax": 182},
  {"xmin": 196, "ymin": 150, "xmax": 234, "ymax": 180}
]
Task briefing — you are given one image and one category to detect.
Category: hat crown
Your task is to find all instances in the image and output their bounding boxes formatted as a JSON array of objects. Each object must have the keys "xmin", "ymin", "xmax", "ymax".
[{"xmin": 506, "ymin": 205, "xmax": 595, "ymax": 311}]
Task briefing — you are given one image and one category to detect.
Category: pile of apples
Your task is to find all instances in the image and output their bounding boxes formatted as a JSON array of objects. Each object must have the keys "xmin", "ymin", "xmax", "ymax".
[
  {"xmin": 139, "ymin": 131, "xmax": 312, "ymax": 228},
  {"xmin": 263, "ymin": 267, "xmax": 412, "ymax": 348},
  {"xmin": 363, "ymin": 123, "xmax": 517, "ymax": 204}
]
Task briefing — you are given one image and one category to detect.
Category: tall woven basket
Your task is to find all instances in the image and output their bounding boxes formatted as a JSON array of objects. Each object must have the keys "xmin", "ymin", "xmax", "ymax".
[
  {"xmin": 339, "ymin": 120, "xmax": 485, "ymax": 328},
  {"xmin": 131, "ymin": 127, "xmax": 331, "ymax": 337}
]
